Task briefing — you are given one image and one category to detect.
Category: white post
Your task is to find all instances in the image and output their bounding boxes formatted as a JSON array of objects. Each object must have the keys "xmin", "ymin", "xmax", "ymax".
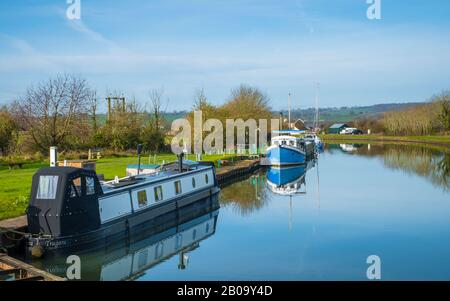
[{"xmin": 50, "ymin": 146, "xmax": 58, "ymax": 167}]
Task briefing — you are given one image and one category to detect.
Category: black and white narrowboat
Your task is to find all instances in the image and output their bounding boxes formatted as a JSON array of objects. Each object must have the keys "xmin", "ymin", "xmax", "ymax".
[{"xmin": 25, "ymin": 159, "xmax": 220, "ymax": 256}]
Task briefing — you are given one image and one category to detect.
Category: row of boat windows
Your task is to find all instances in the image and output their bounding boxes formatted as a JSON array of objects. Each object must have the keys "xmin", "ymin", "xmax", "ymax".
[
  {"xmin": 36, "ymin": 175, "xmax": 96, "ymax": 200},
  {"xmin": 137, "ymin": 173, "xmax": 209, "ymax": 208},
  {"xmin": 273, "ymin": 140, "xmax": 301, "ymax": 147}
]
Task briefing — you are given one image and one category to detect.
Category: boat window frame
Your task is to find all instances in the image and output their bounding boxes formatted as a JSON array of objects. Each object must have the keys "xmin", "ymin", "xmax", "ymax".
[
  {"xmin": 69, "ymin": 176, "xmax": 83, "ymax": 199},
  {"xmin": 137, "ymin": 189, "xmax": 148, "ymax": 207},
  {"xmin": 36, "ymin": 175, "xmax": 59, "ymax": 200},
  {"xmin": 69, "ymin": 182, "xmax": 79, "ymax": 198},
  {"xmin": 85, "ymin": 176, "xmax": 96, "ymax": 196},
  {"xmin": 154, "ymin": 185, "xmax": 163, "ymax": 202},
  {"xmin": 174, "ymin": 180, "xmax": 182, "ymax": 195}
]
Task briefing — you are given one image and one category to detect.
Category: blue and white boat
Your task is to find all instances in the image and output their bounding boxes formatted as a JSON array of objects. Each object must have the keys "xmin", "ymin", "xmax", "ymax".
[
  {"xmin": 266, "ymin": 159, "xmax": 316, "ymax": 195},
  {"xmin": 266, "ymin": 165, "xmax": 306, "ymax": 195},
  {"xmin": 266, "ymin": 130, "xmax": 314, "ymax": 166}
]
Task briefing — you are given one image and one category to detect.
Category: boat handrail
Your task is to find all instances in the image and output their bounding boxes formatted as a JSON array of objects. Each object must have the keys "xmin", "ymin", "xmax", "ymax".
[{"xmin": 101, "ymin": 171, "xmax": 160, "ymax": 187}]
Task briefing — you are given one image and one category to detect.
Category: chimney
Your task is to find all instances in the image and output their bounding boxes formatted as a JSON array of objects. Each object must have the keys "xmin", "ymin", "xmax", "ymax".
[{"xmin": 50, "ymin": 146, "xmax": 58, "ymax": 167}]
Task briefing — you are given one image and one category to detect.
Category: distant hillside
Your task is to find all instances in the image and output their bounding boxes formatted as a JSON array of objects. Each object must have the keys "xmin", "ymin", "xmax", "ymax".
[
  {"xmin": 93, "ymin": 103, "xmax": 423, "ymax": 126},
  {"xmin": 283, "ymin": 102, "xmax": 425, "ymax": 124},
  {"xmin": 95, "ymin": 111, "xmax": 187, "ymax": 126}
]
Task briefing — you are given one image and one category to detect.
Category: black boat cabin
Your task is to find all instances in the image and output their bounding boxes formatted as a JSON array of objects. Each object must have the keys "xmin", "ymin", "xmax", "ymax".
[{"xmin": 27, "ymin": 167, "xmax": 103, "ymax": 238}]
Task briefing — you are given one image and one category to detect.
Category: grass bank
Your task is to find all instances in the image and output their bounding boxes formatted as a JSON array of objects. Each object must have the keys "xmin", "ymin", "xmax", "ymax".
[
  {"xmin": 321, "ymin": 134, "xmax": 450, "ymax": 148},
  {"xmin": 0, "ymin": 153, "xmax": 235, "ymax": 221}
]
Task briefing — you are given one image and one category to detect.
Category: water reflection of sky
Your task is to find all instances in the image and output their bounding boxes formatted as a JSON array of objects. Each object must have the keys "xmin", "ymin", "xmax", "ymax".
[{"xmin": 141, "ymin": 145, "xmax": 450, "ymax": 280}]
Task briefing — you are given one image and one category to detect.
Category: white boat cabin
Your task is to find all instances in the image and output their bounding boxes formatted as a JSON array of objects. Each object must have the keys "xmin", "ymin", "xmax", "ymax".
[
  {"xmin": 98, "ymin": 161, "xmax": 215, "ymax": 224},
  {"xmin": 271, "ymin": 136, "xmax": 303, "ymax": 149}
]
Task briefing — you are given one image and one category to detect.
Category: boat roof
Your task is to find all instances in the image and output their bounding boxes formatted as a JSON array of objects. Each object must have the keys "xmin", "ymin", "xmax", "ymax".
[
  {"xmin": 35, "ymin": 166, "xmax": 97, "ymax": 178},
  {"xmin": 101, "ymin": 160, "xmax": 212, "ymax": 193},
  {"xmin": 272, "ymin": 130, "xmax": 306, "ymax": 134}
]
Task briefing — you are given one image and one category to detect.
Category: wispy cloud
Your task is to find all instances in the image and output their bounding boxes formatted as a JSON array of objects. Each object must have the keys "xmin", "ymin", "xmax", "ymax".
[{"xmin": 66, "ymin": 19, "xmax": 119, "ymax": 51}]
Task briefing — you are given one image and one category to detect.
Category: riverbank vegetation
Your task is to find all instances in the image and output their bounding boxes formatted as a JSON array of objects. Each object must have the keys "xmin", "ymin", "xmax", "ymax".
[
  {"xmin": 338, "ymin": 91, "xmax": 450, "ymax": 136},
  {"xmin": 322, "ymin": 134, "xmax": 450, "ymax": 148}
]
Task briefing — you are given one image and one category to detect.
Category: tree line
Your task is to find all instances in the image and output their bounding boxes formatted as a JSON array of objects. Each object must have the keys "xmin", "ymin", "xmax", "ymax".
[
  {"xmin": 0, "ymin": 74, "xmax": 167, "ymax": 157},
  {"xmin": 333, "ymin": 91, "xmax": 450, "ymax": 136},
  {"xmin": 0, "ymin": 75, "xmax": 273, "ymax": 158}
]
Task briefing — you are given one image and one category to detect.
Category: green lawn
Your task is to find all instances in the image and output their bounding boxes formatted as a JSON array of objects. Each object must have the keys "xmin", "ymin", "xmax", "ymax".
[{"xmin": 0, "ymin": 153, "xmax": 235, "ymax": 221}]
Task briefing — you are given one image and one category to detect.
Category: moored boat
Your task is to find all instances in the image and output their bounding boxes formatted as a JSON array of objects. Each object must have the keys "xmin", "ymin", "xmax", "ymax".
[
  {"xmin": 25, "ymin": 158, "xmax": 220, "ymax": 256},
  {"xmin": 304, "ymin": 133, "xmax": 323, "ymax": 151},
  {"xmin": 266, "ymin": 130, "xmax": 314, "ymax": 166}
]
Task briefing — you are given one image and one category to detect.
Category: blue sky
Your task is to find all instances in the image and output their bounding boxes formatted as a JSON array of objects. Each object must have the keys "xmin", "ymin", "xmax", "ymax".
[{"xmin": 0, "ymin": 0, "xmax": 450, "ymax": 111}]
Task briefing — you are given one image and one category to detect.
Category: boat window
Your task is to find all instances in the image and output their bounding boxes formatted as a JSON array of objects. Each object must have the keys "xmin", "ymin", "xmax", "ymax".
[
  {"xmin": 86, "ymin": 176, "xmax": 96, "ymax": 195},
  {"xmin": 205, "ymin": 173, "xmax": 209, "ymax": 184},
  {"xmin": 192, "ymin": 177, "xmax": 196, "ymax": 188},
  {"xmin": 72, "ymin": 176, "xmax": 82, "ymax": 197},
  {"xmin": 290, "ymin": 141, "xmax": 295, "ymax": 146},
  {"xmin": 174, "ymin": 180, "xmax": 182, "ymax": 195},
  {"xmin": 154, "ymin": 186, "xmax": 163, "ymax": 202},
  {"xmin": 175, "ymin": 233, "xmax": 183, "ymax": 249},
  {"xmin": 138, "ymin": 190, "xmax": 148, "ymax": 207},
  {"xmin": 281, "ymin": 140, "xmax": 287, "ymax": 145},
  {"xmin": 155, "ymin": 242, "xmax": 164, "ymax": 259},
  {"xmin": 36, "ymin": 176, "xmax": 59, "ymax": 199},
  {"xmin": 138, "ymin": 250, "xmax": 148, "ymax": 268},
  {"xmin": 69, "ymin": 183, "xmax": 78, "ymax": 198}
]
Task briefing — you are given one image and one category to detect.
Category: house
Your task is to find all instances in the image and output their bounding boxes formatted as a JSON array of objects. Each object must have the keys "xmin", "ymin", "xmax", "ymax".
[
  {"xmin": 327, "ymin": 123, "xmax": 349, "ymax": 134},
  {"xmin": 292, "ymin": 119, "xmax": 310, "ymax": 131}
]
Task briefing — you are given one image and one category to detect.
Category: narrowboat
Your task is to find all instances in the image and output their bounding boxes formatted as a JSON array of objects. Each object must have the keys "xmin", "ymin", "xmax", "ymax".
[
  {"xmin": 266, "ymin": 130, "xmax": 315, "ymax": 166},
  {"xmin": 25, "ymin": 158, "xmax": 220, "ymax": 256}
]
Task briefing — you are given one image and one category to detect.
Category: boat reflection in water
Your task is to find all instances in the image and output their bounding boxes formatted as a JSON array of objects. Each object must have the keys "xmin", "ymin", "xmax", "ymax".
[
  {"xmin": 266, "ymin": 160, "xmax": 316, "ymax": 195},
  {"xmin": 31, "ymin": 195, "xmax": 219, "ymax": 281}
]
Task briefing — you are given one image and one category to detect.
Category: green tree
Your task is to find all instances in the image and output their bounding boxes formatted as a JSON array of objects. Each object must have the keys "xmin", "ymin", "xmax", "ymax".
[{"xmin": 0, "ymin": 107, "xmax": 17, "ymax": 155}]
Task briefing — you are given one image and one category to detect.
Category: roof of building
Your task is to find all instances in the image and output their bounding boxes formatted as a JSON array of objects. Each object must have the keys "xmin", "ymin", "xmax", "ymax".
[
  {"xmin": 272, "ymin": 130, "xmax": 306, "ymax": 134},
  {"xmin": 329, "ymin": 123, "xmax": 348, "ymax": 129}
]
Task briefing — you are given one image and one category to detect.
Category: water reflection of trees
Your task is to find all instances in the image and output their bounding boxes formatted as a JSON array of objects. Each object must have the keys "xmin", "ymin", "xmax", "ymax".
[
  {"xmin": 383, "ymin": 146, "xmax": 450, "ymax": 191},
  {"xmin": 219, "ymin": 173, "xmax": 270, "ymax": 216},
  {"xmin": 327, "ymin": 143, "xmax": 450, "ymax": 191}
]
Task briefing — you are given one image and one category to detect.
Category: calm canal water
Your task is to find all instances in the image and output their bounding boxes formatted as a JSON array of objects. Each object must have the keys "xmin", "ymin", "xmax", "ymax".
[{"xmin": 31, "ymin": 143, "xmax": 450, "ymax": 280}]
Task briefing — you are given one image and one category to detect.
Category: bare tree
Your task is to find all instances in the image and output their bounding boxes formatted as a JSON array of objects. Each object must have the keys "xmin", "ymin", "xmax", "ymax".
[
  {"xmin": 89, "ymin": 90, "xmax": 98, "ymax": 132},
  {"xmin": 141, "ymin": 89, "xmax": 167, "ymax": 153},
  {"xmin": 149, "ymin": 88, "xmax": 164, "ymax": 130},
  {"xmin": 14, "ymin": 74, "xmax": 94, "ymax": 153},
  {"xmin": 193, "ymin": 88, "xmax": 208, "ymax": 111}
]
